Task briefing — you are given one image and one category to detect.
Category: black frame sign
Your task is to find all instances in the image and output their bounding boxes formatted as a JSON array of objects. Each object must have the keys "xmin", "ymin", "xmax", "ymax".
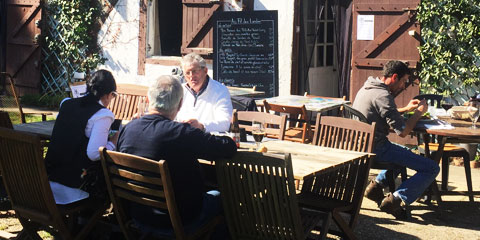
[{"xmin": 213, "ymin": 10, "xmax": 278, "ymax": 97}]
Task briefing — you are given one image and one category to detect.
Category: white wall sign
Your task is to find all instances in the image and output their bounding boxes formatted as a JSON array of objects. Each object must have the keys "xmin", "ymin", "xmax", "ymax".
[{"xmin": 357, "ymin": 15, "xmax": 374, "ymax": 40}]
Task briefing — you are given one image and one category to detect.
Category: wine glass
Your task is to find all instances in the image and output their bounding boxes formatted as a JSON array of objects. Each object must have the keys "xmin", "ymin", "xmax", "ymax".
[
  {"xmin": 467, "ymin": 101, "xmax": 479, "ymax": 129},
  {"xmin": 441, "ymin": 97, "xmax": 454, "ymax": 111},
  {"xmin": 252, "ymin": 120, "xmax": 265, "ymax": 149}
]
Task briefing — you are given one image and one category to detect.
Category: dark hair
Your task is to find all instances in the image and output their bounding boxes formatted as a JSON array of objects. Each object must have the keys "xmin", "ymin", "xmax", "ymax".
[
  {"xmin": 86, "ymin": 70, "xmax": 116, "ymax": 100},
  {"xmin": 383, "ymin": 61, "xmax": 411, "ymax": 79}
]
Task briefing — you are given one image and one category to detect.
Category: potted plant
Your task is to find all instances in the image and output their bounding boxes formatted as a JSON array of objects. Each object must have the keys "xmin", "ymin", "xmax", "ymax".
[{"xmin": 470, "ymin": 155, "xmax": 480, "ymax": 169}]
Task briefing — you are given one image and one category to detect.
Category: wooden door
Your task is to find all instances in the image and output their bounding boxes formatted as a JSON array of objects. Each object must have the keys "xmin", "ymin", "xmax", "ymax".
[
  {"xmin": 351, "ymin": 1, "xmax": 420, "ymax": 144},
  {"xmin": 181, "ymin": 0, "xmax": 223, "ymax": 57},
  {"xmin": 6, "ymin": 0, "xmax": 42, "ymax": 95}
]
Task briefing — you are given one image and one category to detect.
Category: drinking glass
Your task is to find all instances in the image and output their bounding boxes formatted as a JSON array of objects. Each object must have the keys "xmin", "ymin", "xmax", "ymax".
[
  {"xmin": 467, "ymin": 101, "xmax": 480, "ymax": 129},
  {"xmin": 441, "ymin": 97, "xmax": 454, "ymax": 111},
  {"xmin": 252, "ymin": 120, "xmax": 265, "ymax": 149}
]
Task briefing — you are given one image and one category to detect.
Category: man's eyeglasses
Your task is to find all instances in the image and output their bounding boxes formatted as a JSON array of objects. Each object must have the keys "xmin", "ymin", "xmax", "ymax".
[
  {"xmin": 184, "ymin": 67, "xmax": 203, "ymax": 76},
  {"xmin": 111, "ymin": 91, "xmax": 118, "ymax": 98}
]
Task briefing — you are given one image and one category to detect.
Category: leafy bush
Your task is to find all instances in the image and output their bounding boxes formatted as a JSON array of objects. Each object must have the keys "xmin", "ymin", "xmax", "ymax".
[
  {"xmin": 20, "ymin": 94, "xmax": 67, "ymax": 110},
  {"xmin": 417, "ymin": 0, "xmax": 480, "ymax": 102}
]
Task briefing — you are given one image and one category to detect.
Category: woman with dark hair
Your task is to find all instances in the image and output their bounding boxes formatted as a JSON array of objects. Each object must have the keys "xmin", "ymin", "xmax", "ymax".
[{"xmin": 45, "ymin": 69, "xmax": 118, "ymax": 204}]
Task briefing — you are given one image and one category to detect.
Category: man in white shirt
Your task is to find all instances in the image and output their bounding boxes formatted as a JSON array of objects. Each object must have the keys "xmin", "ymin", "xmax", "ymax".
[{"xmin": 176, "ymin": 53, "xmax": 233, "ymax": 132}]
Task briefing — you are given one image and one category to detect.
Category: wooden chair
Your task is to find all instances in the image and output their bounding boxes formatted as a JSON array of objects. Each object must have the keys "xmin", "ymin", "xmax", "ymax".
[
  {"xmin": 99, "ymin": 147, "xmax": 221, "ymax": 240},
  {"xmin": 0, "ymin": 111, "xmax": 13, "ymax": 129},
  {"xmin": 300, "ymin": 114, "xmax": 375, "ymax": 240},
  {"xmin": 0, "ymin": 72, "xmax": 52, "ymax": 123},
  {"xmin": 107, "ymin": 83, "xmax": 148, "ymax": 121},
  {"xmin": 263, "ymin": 100, "xmax": 311, "ymax": 143},
  {"xmin": 216, "ymin": 151, "xmax": 328, "ymax": 239},
  {"xmin": 414, "ymin": 94, "xmax": 473, "ymax": 202},
  {"xmin": 233, "ymin": 109, "xmax": 287, "ymax": 140},
  {"xmin": 0, "ymin": 127, "xmax": 108, "ymax": 240},
  {"xmin": 340, "ymin": 104, "xmax": 408, "ymax": 193},
  {"xmin": 414, "ymin": 94, "xmax": 442, "ymax": 108}
]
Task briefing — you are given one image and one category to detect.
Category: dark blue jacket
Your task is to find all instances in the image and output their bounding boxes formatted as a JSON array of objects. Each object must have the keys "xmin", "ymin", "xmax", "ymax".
[{"xmin": 117, "ymin": 114, "xmax": 237, "ymax": 227}]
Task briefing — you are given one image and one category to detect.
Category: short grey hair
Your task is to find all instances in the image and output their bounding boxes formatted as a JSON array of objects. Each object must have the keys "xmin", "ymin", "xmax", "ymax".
[
  {"xmin": 181, "ymin": 53, "xmax": 207, "ymax": 69},
  {"xmin": 148, "ymin": 75, "xmax": 183, "ymax": 114}
]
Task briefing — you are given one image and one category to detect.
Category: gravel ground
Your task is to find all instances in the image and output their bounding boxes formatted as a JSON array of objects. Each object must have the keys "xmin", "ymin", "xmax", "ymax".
[{"xmin": 1, "ymin": 166, "xmax": 479, "ymax": 240}]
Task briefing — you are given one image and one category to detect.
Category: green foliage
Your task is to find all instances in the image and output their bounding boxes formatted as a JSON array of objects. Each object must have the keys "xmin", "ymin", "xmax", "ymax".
[
  {"xmin": 20, "ymin": 94, "xmax": 67, "ymax": 110},
  {"xmin": 45, "ymin": 0, "xmax": 106, "ymax": 77},
  {"xmin": 417, "ymin": 0, "xmax": 480, "ymax": 100}
]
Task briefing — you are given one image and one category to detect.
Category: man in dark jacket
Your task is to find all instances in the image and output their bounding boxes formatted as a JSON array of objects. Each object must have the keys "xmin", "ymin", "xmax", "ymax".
[
  {"xmin": 353, "ymin": 61, "xmax": 439, "ymax": 219},
  {"xmin": 117, "ymin": 75, "xmax": 237, "ymax": 229}
]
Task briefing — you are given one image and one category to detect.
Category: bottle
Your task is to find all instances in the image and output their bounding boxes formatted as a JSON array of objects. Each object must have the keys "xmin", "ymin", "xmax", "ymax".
[{"xmin": 231, "ymin": 112, "xmax": 241, "ymax": 148}]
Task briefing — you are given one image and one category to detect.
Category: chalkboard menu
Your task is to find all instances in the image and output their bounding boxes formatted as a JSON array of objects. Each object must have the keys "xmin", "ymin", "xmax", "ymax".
[{"xmin": 213, "ymin": 11, "xmax": 278, "ymax": 97}]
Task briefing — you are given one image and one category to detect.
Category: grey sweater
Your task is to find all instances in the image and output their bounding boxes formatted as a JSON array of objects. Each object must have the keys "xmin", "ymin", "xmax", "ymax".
[{"xmin": 352, "ymin": 77, "xmax": 405, "ymax": 148}]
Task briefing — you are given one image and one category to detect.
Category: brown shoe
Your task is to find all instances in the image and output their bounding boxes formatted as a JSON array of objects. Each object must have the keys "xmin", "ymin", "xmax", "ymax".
[
  {"xmin": 379, "ymin": 193, "xmax": 408, "ymax": 220},
  {"xmin": 364, "ymin": 180, "xmax": 384, "ymax": 206}
]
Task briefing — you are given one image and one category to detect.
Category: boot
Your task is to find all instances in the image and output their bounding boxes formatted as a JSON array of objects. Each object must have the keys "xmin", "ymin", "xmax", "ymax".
[
  {"xmin": 379, "ymin": 193, "xmax": 408, "ymax": 220},
  {"xmin": 364, "ymin": 180, "xmax": 384, "ymax": 206}
]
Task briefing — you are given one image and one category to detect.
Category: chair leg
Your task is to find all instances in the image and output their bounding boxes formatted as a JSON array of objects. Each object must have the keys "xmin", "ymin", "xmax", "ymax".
[
  {"xmin": 461, "ymin": 151, "xmax": 474, "ymax": 202},
  {"xmin": 17, "ymin": 218, "xmax": 43, "ymax": 240},
  {"xmin": 441, "ymin": 155, "xmax": 450, "ymax": 191},
  {"xmin": 332, "ymin": 211, "xmax": 357, "ymax": 240}
]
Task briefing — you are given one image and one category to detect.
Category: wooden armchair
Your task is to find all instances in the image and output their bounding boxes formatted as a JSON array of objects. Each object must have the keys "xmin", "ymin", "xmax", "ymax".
[
  {"xmin": 299, "ymin": 115, "xmax": 375, "ymax": 240},
  {"xmin": 263, "ymin": 100, "xmax": 311, "ymax": 143},
  {"xmin": 233, "ymin": 109, "xmax": 287, "ymax": 140},
  {"xmin": 216, "ymin": 151, "xmax": 328, "ymax": 239},
  {"xmin": 0, "ymin": 128, "xmax": 108, "ymax": 240},
  {"xmin": 107, "ymin": 84, "xmax": 148, "ymax": 121},
  {"xmin": 0, "ymin": 72, "xmax": 52, "ymax": 123},
  {"xmin": 99, "ymin": 147, "xmax": 221, "ymax": 240},
  {"xmin": 0, "ymin": 111, "xmax": 13, "ymax": 129}
]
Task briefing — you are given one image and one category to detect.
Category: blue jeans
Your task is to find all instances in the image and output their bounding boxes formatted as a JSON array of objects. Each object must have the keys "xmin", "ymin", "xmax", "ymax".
[{"xmin": 374, "ymin": 141, "xmax": 440, "ymax": 205}]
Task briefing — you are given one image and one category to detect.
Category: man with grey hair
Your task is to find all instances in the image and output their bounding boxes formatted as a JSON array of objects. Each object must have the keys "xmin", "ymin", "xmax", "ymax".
[
  {"xmin": 117, "ymin": 75, "xmax": 237, "ymax": 231},
  {"xmin": 176, "ymin": 52, "xmax": 233, "ymax": 132}
]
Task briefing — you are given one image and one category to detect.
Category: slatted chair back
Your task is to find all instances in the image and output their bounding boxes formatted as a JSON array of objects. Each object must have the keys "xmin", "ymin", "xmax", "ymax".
[
  {"xmin": 302, "ymin": 114, "xmax": 375, "ymax": 239},
  {"xmin": 234, "ymin": 110, "xmax": 287, "ymax": 140},
  {"xmin": 108, "ymin": 84, "xmax": 148, "ymax": 121},
  {"xmin": 0, "ymin": 72, "xmax": 52, "ymax": 123},
  {"xmin": 340, "ymin": 104, "xmax": 368, "ymax": 123},
  {"xmin": 100, "ymin": 148, "xmax": 219, "ymax": 240},
  {"xmin": 0, "ymin": 111, "xmax": 13, "ymax": 129},
  {"xmin": 263, "ymin": 100, "xmax": 311, "ymax": 143},
  {"xmin": 414, "ymin": 94, "xmax": 442, "ymax": 108},
  {"xmin": 216, "ymin": 152, "xmax": 305, "ymax": 240},
  {"xmin": 0, "ymin": 128, "xmax": 106, "ymax": 240},
  {"xmin": 313, "ymin": 114, "xmax": 376, "ymax": 153}
]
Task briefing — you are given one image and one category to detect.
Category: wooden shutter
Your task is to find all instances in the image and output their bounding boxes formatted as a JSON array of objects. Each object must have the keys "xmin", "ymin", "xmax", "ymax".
[
  {"xmin": 351, "ymin": 1, "xmax": 420, "ymax": 145},
  {"xmin": 181, "ymin": 0, "xmax": 222, "ymax": 57},
  {"xmin": 351, "ymin": 1, "xmax": 420, "ymax": 103},
  {"xmin": 6, "ymin": 0, "xmax": 42, "ymax": 95}
]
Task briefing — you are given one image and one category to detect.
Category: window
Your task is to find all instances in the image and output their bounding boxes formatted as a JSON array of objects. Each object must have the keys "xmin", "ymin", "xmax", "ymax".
[
  {"xmin": 146, "ymin": 0, "xmax": 183, "ymax": 57},
  {"xmin": 305, "ymin": 0, "xmax": 335, "ymax": 67}
]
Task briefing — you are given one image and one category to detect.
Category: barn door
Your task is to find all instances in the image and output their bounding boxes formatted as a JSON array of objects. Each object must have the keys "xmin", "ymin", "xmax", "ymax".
[
  {"xmin": 181, "ymin": 0, "xmax": 222, "ymax": 57},
  {"xmin": 6, "ymin": 0, "xmax": 42, "ymax": 95},
  {"xmin": 351, "ymin": 0, "xmax": 420, "ymax": 145},
  {"xmin": 351, "ymin": 1, "xmax": 420, "ymax": 104}
]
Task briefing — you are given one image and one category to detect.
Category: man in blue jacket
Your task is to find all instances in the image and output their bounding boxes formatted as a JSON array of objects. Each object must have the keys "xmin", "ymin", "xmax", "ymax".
[{"xmin": 117, "ymin": 75, "xmax": 237, "ymax": 230}]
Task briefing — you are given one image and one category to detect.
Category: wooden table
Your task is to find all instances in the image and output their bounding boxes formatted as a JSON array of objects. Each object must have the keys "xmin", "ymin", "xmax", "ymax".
[
  {"xmin": 202, "ymin": 140, "xmax": 373, "ymax": 181},
  {"xmin": 256, "ymin": 95, "xmax": 349, "ymax": 112},
  {"xmin": 416, "ymin": 117, "xmax": 480, "ymax": 202},
  {"xmin": 13, "ymin": 120, "xmax": 55, "ymax": 139}
]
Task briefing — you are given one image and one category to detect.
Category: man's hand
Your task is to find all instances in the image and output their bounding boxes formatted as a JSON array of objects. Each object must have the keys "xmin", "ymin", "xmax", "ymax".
[
  {"xmin": 398, "ymin": 99, "xmax": 420, "ymax": 113},
  {"xmin": 184, "ymin": 119, "xmax": 205, "ymax": 131},
  {"xmin": 415, "ymin": 99, "xmax": 428, "ymax": 114}
]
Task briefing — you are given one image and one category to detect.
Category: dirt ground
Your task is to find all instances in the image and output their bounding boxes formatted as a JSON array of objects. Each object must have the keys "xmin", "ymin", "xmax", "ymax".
[{"xmin": 1, "ymin": 166, "xmax": 479, "ymax": 240}]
